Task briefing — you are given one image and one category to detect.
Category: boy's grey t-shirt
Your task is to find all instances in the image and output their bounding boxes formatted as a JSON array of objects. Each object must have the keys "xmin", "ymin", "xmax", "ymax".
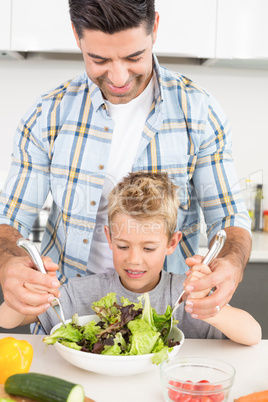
[{"xmin": 39, "ymin": 270, "xmax": 225, "ymax": 339}]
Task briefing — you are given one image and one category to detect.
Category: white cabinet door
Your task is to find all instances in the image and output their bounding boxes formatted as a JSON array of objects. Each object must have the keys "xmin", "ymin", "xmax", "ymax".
[
  {"xmin": 217, "ymin": 0, "xmax": 268, "ymax": 59},
  {"xmin": 11, "ymin": 0, "xmax": 78, "ymax": 52},
  {"xmin": 10, "ymin": 0, "xmax": 217, "ymax": 57},
  {"xmin": 0, "ymin": 0, "xmax": 12, "ymax": 50},
  {"xmin": 154, "ymin": 0, "xmax": 217, "ymax": 58}
]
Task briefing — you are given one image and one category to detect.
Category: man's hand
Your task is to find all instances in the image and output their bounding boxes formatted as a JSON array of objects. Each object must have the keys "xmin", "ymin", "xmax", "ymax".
[
  {"xmin": 0, "ymin": 255, "xmax": 60, "ymax": 317},
  {"xmin": 0, "ymin": 226, "xmax": 61, "ymax": 317},
  {"xmin": 183, "ymin": 227, "xmax": 251, "ymax": 319}
]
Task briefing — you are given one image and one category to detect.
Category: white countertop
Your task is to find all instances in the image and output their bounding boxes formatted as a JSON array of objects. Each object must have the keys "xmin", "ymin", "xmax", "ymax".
[
  {"xmin": 1, "ymin": 333, "xmax": 267, "ymax": 402},
  {"xmin": 250, "ymin": 231, "xmax": 268, "ymax": 262},
  {"xmin": 199, "ymin": 231, "xmax": 268, "ymax": 263}
]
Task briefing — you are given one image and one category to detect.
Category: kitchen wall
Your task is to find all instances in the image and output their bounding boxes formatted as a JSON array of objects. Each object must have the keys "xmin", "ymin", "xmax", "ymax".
[{"xmin": 0, "ymin": 54, "xmax": 268, "ymax": 211}]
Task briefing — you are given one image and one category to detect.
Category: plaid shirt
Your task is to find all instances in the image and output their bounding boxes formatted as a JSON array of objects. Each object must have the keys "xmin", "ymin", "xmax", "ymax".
[{"xmin": 0, "ymin": 55, "xmax": 250, "ymax": 282}]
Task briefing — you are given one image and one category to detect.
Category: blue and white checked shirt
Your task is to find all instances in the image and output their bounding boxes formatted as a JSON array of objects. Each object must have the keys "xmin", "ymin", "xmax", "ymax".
[{"xmin": 0, "ymin": 55, "xmax": 250, "ymax": 282}]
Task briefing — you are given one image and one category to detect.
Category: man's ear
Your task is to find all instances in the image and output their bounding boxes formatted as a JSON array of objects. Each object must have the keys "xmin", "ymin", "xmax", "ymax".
[
  {"xmin": 166, "ymin": 231, "xmax": 182, "ymax": 256},
  {"xmin": 152, "ymin": 12, "xmax": 160, "ymax": 45},
  {"xmin": 104, "ymin": 225, "xmax": 113, "ymax": 250},
  {"xmin": 71, "ymin": 22, "xmax": 81, "ymax": 50}
]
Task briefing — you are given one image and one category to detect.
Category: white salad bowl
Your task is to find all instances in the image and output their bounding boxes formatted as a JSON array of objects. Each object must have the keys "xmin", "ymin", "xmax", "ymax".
[{"xmin": 50, "ymin": 315, "xmax": 184, "ymax": 376}]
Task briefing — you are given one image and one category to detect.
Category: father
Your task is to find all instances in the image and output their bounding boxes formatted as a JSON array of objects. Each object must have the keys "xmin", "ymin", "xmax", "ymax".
[{"xmin": 0, "ymin": 0, "xmax": 251, "ymax": 328}]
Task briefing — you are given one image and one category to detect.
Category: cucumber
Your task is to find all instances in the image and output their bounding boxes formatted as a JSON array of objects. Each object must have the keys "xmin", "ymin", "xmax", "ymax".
[{"xmin": 5, "ymin": 373, "xmax": 85, "ymax": 402}]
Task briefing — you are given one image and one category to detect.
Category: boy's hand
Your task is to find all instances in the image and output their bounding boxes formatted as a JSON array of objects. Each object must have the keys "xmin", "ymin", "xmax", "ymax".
[
  {"xmin": 184, "ymin": 263, "xmax": 212, "ymax": 300},
  {"xmin": 184, "ymin": 255, "xmax": 237, "ymax": 319},
  {"xmin": 183, "ymin": 227, "xmax": 251, "ymax": 319}
]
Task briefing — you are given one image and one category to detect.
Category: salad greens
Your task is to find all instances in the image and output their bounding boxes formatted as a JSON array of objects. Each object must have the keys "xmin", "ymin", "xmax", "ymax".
[{"xmin": 43, "ymin": 292, "xmax": 180, "ymax": 365}]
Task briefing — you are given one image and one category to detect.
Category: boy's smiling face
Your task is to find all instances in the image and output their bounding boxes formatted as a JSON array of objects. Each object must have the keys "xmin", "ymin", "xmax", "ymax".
[{"xmin": 104, "ymin": 213, "xmax": 181, "ymax": 293}]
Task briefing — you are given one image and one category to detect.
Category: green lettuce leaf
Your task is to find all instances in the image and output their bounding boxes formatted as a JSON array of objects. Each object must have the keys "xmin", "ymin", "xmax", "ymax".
[
  {"xmin": 151, "ymin": 346, "xmax": 171, "ymax": 365},
  {"xmin": 138, "ymin": 293, "xmax": 158, "ymax": 332},
  {"xmin": 61, "ymin": 340, "xmax": 82, "ymax": 351},
  {"xmin": 127, "ymin": 318, "xmax": 159, "ymax": 355},
  {"xmin": 102, "ymin": 332, "xmax": 127, "ymax": 355},
  {"xmin": 152, "ymin": 305, "xmax": 173, "ymax": 331},
  {"xmin": 120, "ymin": 296, "xmax": 143, "ymax": 310},
  {"xmin": 91, "ymin": 292, "xmax": 120, "ymax": 323},
  {"xmin": 92, "ymin": 292, "xmax": 118, "ymax": 309},
  {"xmin": 43, "ymin": 322, "xmax": 84, "ymax": 345},
  {"xmin": 83, "ymin": 320, "xmax": 102, "ymax": 343},
  {"xmin": 151, "ymin": 336, "xmax": 164, "ymax": 353}
]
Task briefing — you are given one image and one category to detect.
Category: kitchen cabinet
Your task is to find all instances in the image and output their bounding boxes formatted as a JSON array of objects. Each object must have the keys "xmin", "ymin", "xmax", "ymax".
[
  {"xmin": 3, "ymin": 0, "xmax": 268, "ymax": 65},
  {"xmin": 0, "ymin": 0, "xmax": 12, "ymax": 51},
  {"xmin": 154, "ymin": 0, "xmax": 217, "ymax": 58},
  {"xmin": 10, "ymin": 0, "xmax": 217, "ymax": 58},
  {"xmin": 216, "ymin": 0, "xmax": 268, "ymax": 59},
  {"xmin": 230, "ymin": 262, "xmax": 268, "ymax": 339},
  {"xmin": 11, "ymin": 0, "xmax": 78, "ymax": 52}
]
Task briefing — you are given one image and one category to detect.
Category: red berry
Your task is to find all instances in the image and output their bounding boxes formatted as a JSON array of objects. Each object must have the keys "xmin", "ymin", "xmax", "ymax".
[
  {"xmin": 168, "ymin": 389, "xmax": 182, "ymax": 401},
  {"xmin": 168, "ymin": 380, "xmax": 182, "ymax": 401},
  {"xmin": 169, "ymin": 380, "xmax": 182, "ymax": 388},
  {"xmin": 211, "ymin": 393, "xmax": 225, "ymax": 402},
  {"xmin": 180, "ymin": 395, "xmax": 193, "ymax": 402},
  {"xmin": 194, "ymin": 381, "xmax": 214, "ymax": 392},
  {"xmin": 182, "ymin": 380, "xmax": 195, "ymax": 391}
]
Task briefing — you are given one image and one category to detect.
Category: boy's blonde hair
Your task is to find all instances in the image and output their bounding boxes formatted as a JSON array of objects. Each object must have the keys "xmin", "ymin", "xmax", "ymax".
[{"xmin": 108, "ymin": 172, "xmax": 180, "ymax": 240}]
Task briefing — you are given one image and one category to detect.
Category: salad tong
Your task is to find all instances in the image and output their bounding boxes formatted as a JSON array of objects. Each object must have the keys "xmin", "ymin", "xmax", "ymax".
[
  {"xmin": 17, "ymin": 238, "xmax": 66, "ymax": 327},
  {"xmin": 161, "ymin": 229, "xmax": 227, "ymax": 340}
]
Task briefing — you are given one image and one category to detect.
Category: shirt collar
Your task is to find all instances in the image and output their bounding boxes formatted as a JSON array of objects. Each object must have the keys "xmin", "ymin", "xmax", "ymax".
[
  {"xmin": 85, "ymin": 75, "xmax": 106, "ymax": 111},
  {"xmin": 152, "ymin": 53, "xmax": 164, "ymax": 106}
]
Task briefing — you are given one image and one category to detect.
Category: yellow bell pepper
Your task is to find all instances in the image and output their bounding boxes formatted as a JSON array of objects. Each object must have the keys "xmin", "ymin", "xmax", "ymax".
[{"xmin": 0, "ymin": 337, "xmax": 33, "ymax": 383}]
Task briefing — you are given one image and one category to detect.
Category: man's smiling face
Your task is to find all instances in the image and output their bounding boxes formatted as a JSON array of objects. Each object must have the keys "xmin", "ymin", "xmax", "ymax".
[{"xmin": 73, "ymin": 17, "xmax": 159, "ymax": 104}]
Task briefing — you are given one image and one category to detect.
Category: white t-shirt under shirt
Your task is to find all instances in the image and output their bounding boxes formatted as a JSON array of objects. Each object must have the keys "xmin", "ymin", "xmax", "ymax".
[{"xmin": 87, "ymin": 78, "xmax": 154, "ymax": 274}]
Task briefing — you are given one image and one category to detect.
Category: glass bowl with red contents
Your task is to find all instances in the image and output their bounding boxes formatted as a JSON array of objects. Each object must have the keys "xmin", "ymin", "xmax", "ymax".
[{"xmin": 160, "ymin": 356, "xmax": 235, "ymax": 402}]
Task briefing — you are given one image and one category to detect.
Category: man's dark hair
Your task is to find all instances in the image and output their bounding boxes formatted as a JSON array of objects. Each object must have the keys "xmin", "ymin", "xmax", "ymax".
[{"xmin": 69, "ymin": 0, "xmax": 155, "ymax": 38}]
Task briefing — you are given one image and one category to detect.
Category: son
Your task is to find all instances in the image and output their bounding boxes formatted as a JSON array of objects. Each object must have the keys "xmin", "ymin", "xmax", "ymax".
[{"xmin": 0, "ymin": 172, "xmax": 261, "ymax": 345}]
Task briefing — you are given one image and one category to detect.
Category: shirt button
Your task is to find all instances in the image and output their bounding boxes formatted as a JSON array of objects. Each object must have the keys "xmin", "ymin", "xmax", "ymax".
[
  {"xmin": 98, "ymin": 164, "xmax": 104, "ymax": 170},
  {"xmin": 104, "ymin": 126, "xmax": 109, "ymax": 132},
  {"xmin": 83, "ymin": 239, "xmax": 88, "ymax": 244},
  {"xmin": 76, "ymin": 273, "xmax": 82, "ymax": 277},
  {"xmin": 90, "ymin": 200, "xmax": 96, "ymax": 206}
]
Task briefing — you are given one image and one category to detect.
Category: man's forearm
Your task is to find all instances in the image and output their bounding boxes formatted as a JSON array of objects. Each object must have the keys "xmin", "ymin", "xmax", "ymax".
[{"xmin": 0, "ymin": 224, "xmax": 24, "ymax": 267}]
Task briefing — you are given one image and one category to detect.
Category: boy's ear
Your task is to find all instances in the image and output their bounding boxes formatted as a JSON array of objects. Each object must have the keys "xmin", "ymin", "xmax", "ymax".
[
  {"xmin": 166, "ymin": 231, "xmax": 182, "ymax": 256},
  {"xmin": 104, "ymin": 225, "xmax": 113, "ymax": 250}
]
